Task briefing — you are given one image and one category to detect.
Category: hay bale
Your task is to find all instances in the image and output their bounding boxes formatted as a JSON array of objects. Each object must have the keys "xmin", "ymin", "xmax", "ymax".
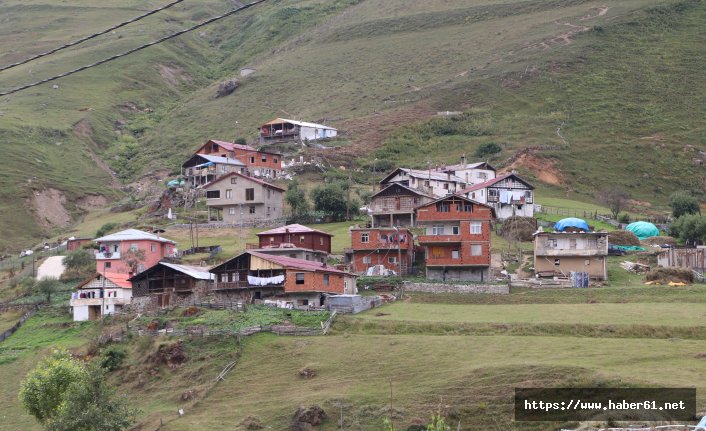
[
  {"xmin": 608, "ymin": 230, "xmax": 641, "ymax": 246},
  {"xmin": 645, "ymin": 267, "xmax": 694, "ymax": 284},
  {"xmin": 641, "ymin": 236, "xmax": 676, "ymax": 247},
  {"xmin": 501, "ymin": 217, "xmax": 537, "ymax": 242}
]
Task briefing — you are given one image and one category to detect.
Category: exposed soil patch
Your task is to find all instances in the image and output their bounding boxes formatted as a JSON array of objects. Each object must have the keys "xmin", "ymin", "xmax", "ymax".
[
  {"xmin": 73, "ymin": 118, "xmax": 92, "ymax": 140},
  {"xmin": 30, "ymin": 188, "xmax": 71, "ymax": 231},
  {"xmin": 157, "ymin": 64, "xmax": 192, "ymax": 87},
  {"xmin": 148, "ymin": 341, "xmax": 188, "ymax": 369},
  {"xmin": 72, "ymin": 118, "xmax": 120, "ymax": 189},
  {"xmin": 76, "ymin": 195, "xmax": 108, "ymax": 210},
  {"xmin": 525, "ymin": 6, "xmax": 609, "ymax": 50},
  {"xmin": 502, "ymin": 152, "xmax": 562, "ymax": 186}
]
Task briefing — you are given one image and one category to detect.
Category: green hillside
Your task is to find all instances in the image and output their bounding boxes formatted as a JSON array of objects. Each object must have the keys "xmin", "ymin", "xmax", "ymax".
[{"xmin": 1, "ymin": 0, "xmax": 704, "ymax": 249}]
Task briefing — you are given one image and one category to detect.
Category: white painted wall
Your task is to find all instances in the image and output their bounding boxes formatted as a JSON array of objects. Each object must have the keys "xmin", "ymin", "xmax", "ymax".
[
  {"xmin": 73, "ymin": 306, "xmax": 89, "ymax": 322},
  {"xmin": 300, "ymin": 126, "xmax": 337, "ymax": 141}
]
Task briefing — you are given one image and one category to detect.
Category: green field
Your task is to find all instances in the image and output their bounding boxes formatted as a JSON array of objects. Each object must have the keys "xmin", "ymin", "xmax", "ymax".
[{"xmin": 0, "ymin": 310, "xmax": 23, "ymax": 333}]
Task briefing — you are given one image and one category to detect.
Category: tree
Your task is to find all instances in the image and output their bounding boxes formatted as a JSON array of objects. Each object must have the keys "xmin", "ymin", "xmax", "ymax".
[
  {"xmin": 597, "ymin": 187, "xmax": 630, "ymax": 220},
  {"xmin": 311, "ymin": 183, "xmax": 348, "ymax": 221},
  {"xmin": 670, "ymin": 214, "xmax": 706, "ymax": 245},
  {"xmin": 62, "ymin": 250, "xmax": 95, "ymax": 279},
  {"xmin": 96, "ymin": 223, "xmax": 119, "ymax": 238},
  {"xmin": 20, "ymin": 350, "xmax": 137, "ymax": 431},
  {"xmin": 19, "ymin": 350, "xmax": 87, "ymax": 425},
  {"xmin": 120, "ymin": 248, "xmax": 145, "ymax": 274},
  {"xmin": 285, "ymin": 179, "xmax": 309, "ymax": 219},
  {"xmin": 473, "ymin": 142, "xmax": 501, "ymax": 159},
  {"xmin": 35, "ymin": 277, "xmax": 62, "ymax": 303},
  {"xmin": 669, "ymin": 191, "xmax": 700, "ymax": 218}
]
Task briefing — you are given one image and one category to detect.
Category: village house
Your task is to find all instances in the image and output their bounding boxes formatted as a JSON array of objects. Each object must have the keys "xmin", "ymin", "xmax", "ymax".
[
  {"xmin": 380, "ymin": 168, "xmax": 467, "ymax": 198},
  {"xmin": 416, "ymin": 195, "xmax": 494, "ymax": 281},
  {"xmin": 533, "ymin": 232, "xmax": 608, "ymax": 280},
  {"xmin": 209, "ymin": 251, "xmax": 357, "ymax": 308},
  {"xmin": 259, "ymin": 118, "xmax": 337, "ymax": 143},
  {"xmin": 435, "ymin": 158, "xmax": 497, "ymax": 186},
  {"xmin": 192, "ymin": 139, "xmax": 282, "ymax": 179},
  {"xmin": 347, "ymin": 227, "xmax": 415, "ymax": 275},
  {"xmin": 130, "ymin": 262, "xmax": 214, "ymax": 308},
  {"xmin": 247, "ymin": 224, "xmax": 333, "ymax": 263},
  {"xmin": 368, "ymin": 183, "xmax": 434, "ymax": 228},
  {"xmin": 204, "ymin": 172, "xmax": 285, "ymax": 223},
  {"xmin": 70, "ymin": 273, "xmax": 132, "ymax": 321},
  {"xmin": 181, "ymin": 153, "xmax": 246, "ymax": 188},
  {"xmin": 94, "ymin": 229, "xmax": 177, "ymax": 275},
  {"xmin": 66, "ymin": 237, "xmax": 93, "ymax": 251},
  {"xmin": 457, "ymin": 171, "xmax": 534, "ymax": 219}
]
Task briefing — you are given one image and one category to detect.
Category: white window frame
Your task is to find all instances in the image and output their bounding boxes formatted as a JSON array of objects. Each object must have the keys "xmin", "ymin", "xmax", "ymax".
[
  {"xmin": 470, "ymin": 244, "xmax": 482, "ymax": 256},
  {"xmin": 470, "ymin": 222, "xmax": 482, "ymax": 234}
]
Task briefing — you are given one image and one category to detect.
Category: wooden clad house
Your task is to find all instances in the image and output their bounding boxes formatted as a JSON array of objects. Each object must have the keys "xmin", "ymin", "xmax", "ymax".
[
  {"xmin": 380, "ymin": 167, "xmax": 467, "ymax": 198},
  {"xmin": 368, "ymin": 183, "xmax": 434, "ymax": 228},
  {"xmin": 415, "ymin": 195, "xmax": 494, "ymax": 281},
  {"xmin": 209, "ymin": 251, "xmax": 356, "ymax": 308},
  {"xmin": 247, "ymin": 224, "xmax": 333, "ymax": 262},
  {"xmin": 259, "ymin": 118, "xmax": 337, "ymax": 143},
  {"xmin": 130, "ymin": 262, "xmax": 214, "ymax": 307},
  {"xmin": 181, "ymin": 153, "xmax": 246, "ymax": 188}
]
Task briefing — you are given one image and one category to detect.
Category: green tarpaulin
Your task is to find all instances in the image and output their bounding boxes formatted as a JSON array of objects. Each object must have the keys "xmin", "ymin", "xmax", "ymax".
[{"xmin": 625, "ymin": 221, "xmax": 659, "ymax": 240}]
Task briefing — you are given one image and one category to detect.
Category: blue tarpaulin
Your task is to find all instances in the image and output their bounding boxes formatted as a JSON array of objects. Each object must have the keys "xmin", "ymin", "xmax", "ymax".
[{"xmin": 554, "ymin": 218, "xmax": 590, "ymax": 232}]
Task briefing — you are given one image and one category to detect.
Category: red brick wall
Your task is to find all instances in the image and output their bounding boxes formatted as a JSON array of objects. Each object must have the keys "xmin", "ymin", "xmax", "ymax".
[
  {"xmin": 416, "ymin": 200, "xmax": 493, "ymax": 222},
  {"xmin": 284, "ymin": 270, "xmax": 345, "ymax": 294},
  {"xmin": 351, "ymin": 251, "xmax": 412, "ymax": 274},
  {"xmin": 258, "ymin": 232, "xmax": 331, "ymax": 253},
  {"xmin": 232, "ymin": 148, "xmax": 282, "ymax": 172}
]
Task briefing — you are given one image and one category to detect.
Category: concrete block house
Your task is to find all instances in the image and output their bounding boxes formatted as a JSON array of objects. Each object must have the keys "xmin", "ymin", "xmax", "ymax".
[
  {"xmin": 185, "ymin": 139, "xmax": 283, "ymax": 185},
  {"xmin": 94, "ymin": 229, "xmax": 177, "ymax": 275},
  {"xmin": 209, "ymin": 251, "xmax": 356, "ymax": 308},
  {"xmin": 70, "ymin": 273, "xmax": 132, "ymax": 321},
  {"xmin": 415, "ymin": 195, "xmax": 494, "ymax": 281},
  {"xmin": 534, "ymin": 232, "xmax": 608, "ymax": 280},
  {"xmin": 457, "ymin": 171, "xmax": 534, "ymax": 220},
  {"xmin": 204, "ymin": 172, "xmax": 284, "ymax": 223}
]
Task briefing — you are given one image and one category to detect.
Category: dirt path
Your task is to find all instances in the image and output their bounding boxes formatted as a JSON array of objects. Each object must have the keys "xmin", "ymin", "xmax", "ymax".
[{"xmin": 36, "ymin": 256, "xmax": 66, "ymax": 280}]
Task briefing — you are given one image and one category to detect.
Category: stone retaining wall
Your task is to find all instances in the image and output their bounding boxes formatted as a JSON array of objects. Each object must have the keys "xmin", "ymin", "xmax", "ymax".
[{"xmin": 403, "ymin": 282, "xmax": 509, "ymax": 294}]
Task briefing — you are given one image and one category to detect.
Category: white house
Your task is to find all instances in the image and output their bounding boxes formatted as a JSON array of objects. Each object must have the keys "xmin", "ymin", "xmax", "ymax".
[
  {"xmin": 379, "ymin": 168, "xmax": 467, "ymax": 198},
  {"xmin": 70, "ymin": 273, "xmax": 132, "ymax": 321},
  {"xmin": 457, "ymin": 171, "xmax": 534, "ymax": 219},
  {"xmin": 259, "ymin": 118, "xmax": 337, "ymax": 142},
  {"xmin": 436, "ymin": 161, "xmax": 497, "ymax": 186}
]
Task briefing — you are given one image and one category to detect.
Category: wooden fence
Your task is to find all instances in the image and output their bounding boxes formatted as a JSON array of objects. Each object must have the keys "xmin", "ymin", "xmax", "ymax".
[{"xmin": 0, "ymin": 305, "xmax": 39, "ymax": 343}]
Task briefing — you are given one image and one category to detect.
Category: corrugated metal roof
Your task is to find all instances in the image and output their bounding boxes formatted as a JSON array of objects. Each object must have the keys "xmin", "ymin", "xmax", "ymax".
[
  {"xmin": 204, "ymin": 172, "xmax": 286, "ymax": 192},
  {"xmin": 158, "ymin": 262, "xmax": 214, "ymax": 280},
  {"xmin": 95, "ymin": 229, "xmax": 176, "ymax": 244},
  {"xmin": 380, "ymin": 168, "xmax": 466, "ymax": 184},
  {"xmin": 248, "ymin": 251, "xmax": 352, "ymax": 275},
  {"xmin": 77, "ymin": 272, "xmax": 132, "ymax": 289},
  {"xmin": 261, "ymin": 117, "xmax": 336, "ymax": 131},
  {"xmin": 196, "ymin": 154, "xmax": 245, "ymax": 166},
  {"xmin": 257, "ymin": 223, "xmax": 332, "ymax": 236},
  {"xmin": 206, "ymin": 139, "xmax": 282, "ymax": 156},
  {"xmin": 458, "ymin": 172, "xmax": 534, "ymax": 193}
]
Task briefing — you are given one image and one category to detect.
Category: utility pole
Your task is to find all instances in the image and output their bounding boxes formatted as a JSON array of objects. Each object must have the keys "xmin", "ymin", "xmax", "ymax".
[
  {"xmin": 394, "ymin": 226, "xmax": 402, "ymax": 276},
  {"xmin": 346, "ymin": 171, "xmax": 351, "ymax": 221}
]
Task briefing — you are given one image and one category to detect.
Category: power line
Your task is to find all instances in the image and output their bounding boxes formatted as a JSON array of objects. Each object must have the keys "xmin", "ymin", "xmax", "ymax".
[
  {"xmin": 0, "ymin": 0, "xmax": 187, "ymax": 73},
  {"xmin": 0, "ymin": 0, "xmax": 267, "ymax": 97}
]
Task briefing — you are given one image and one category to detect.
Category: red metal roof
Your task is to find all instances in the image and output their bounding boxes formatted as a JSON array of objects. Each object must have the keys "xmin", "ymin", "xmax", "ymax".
[
  {"xmin": 248, "ymin": 251, "xmax": 352, "ymax": 275},
  {"xmin": 204, "ymin": 172, "xmax": 286, "ymax": 192},
  {"xmin": 76, "ymin": 272, "xmax": 132, "ymax": 290},
  {"xmin": 257, "ymin": 224, "xmax": 333, "ymax": 237}
]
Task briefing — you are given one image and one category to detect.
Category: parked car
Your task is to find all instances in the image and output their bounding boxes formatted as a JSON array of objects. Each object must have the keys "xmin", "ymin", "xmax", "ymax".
[{"xmin": 608, "ymin": 244, "xmax": 626, "ymax": 256}]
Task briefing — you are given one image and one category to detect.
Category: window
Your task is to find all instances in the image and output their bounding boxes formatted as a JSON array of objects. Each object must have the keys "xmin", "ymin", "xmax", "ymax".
[
  {"xmin": 250, "ymin": 156, "xmax": 255, "ymax": 163},
  {"xmin": 105, "ymin": 262, "xmax": 111, "ymax": 269},
  {"xmin": 249, "ymin": 206, "xmax": 256, "ymax": 214},
  {"xmin": 470, "ymin": 222, "xmax": 482, "ymax": 234},
  {"xmin": 300, "ymin": 299, "xmax": 309, "ymax": 306},
  {"xmin": 230, "ymin": 176, "xmax": 238, "ymax": 184},
  {"xmin": 274, "ymin": 158, "xmax": 278, "ymax": 164},
  {"xmin": 221, "ymin": 273, "xmax": 228, "ymax": 283},
  {"xmin": 424, "ymin": 180, "xmax": 430, "ymax": 187},
  {"xmin": 432, "ymin": 225, "xmax": 445, "ymax": 235},
  {"xmin": 388, "ymin": 256, "xmax": 397, "ymax": 264},
  {"xmin": 151, "ymin": 243, "xmax": 156, "ymax": 252},
  {"xmin": 266, "ymin": 206, "xmax": 271, "ymax": 216},
  {"xmin": 546, "ymin": 239, "xmax": 557, "ymax": 248},
  {"xmin": 245, "ymin": 188, "xmax": 254, "ymax": 201},
  {"xmin": 471, "ymin": 244, "xmax": 482, "ymax": 256},
  {"xmin": 267, "ymin": 189, "xmax": 271, "ymax": 199},
  {"xmin": 452, "ymin": 250, "xmax": 460, "ymax": 259},
  {"xmin": 452, "ymin": 226, "xmax": 460, "ymax": 235},
  {"xmin": 463, "ymin": 203, "xmax": 473, "ymax": 212},
  {"xmin": 289, "ymin": 254, "xmax": 297, "ymax": 258},
  {"xmin": 363, "ymin": 256, "xmax": 372, "ymax": 264},
  {"xmin": 554, "ymin": 258, "xmax": 561, "ymax": 266},
  {"xmin": 296, "ymin": 273, "xmax": 305, "ymax": 284},
  {"xmin": 221, "ymin": 165, "xmax": 227, "ymax": 173},
  {"xmin": 206, "ymin": 190, "xmax": 220, "ymax": 199},
  {"xmin": 361, "ymin": 233, "xmax": 369, "ymax": 243},
  {"xmin": 130, "ymin": 243, "xmax": 138, "ymax": 251},
  {"xmin": 270, "ymin": 237, "xmax": 275, "ymax": 244},
  {"xmin": 320, "ymin": 237, "xmax": 324, "ymax": 246},
  {"xmin": 300, "ymin": 235, "xmax": 305, "ymax": 243},
  {"xmin": 323, "ymin": 274, "xmax": 329, "ymax": 285},
  {"xmin": 262, "ymin": 155, "xmax": 267, "ymax": 162},
  {"xmin": 229, "ymin": 207, "xmax": 236, "ymax": 215},
  {"xmin": 443, "ymin": 183, "xmax": 449, "ymax": 190},
  {"xmin": 436, "ymin": 202, "xmax": 450, "ymax": 212},
  {"xmin": 569, "ymin": 239, "xmax": 577, "ymax": 249},
  {"xmin": 226, "ymin": 189, "xmax": 233, "ymax": 199}
]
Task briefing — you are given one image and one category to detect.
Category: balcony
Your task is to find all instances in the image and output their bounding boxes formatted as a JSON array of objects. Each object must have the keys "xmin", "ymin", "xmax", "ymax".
[
  {"xmin": 213, "ymin": 280, "xmax": 284, "ymax": 291},
  {"xmin": 417, "ymin": 234, "xmax": 462, "ymax": 244},
  {"xmin": 70, "ymin": 297, "xmax": 129, "ymax": 307},
  {"xmin": 96, "ymin": 251, "xmax": 120, "ymax": 260}
]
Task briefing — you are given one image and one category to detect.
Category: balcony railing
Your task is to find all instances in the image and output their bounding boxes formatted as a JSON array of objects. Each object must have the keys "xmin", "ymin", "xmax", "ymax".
[
  {"xmin": 213, "ymin": 280, "xmax": 284, "ymax": 291},
  {"xmin": 96, "ymin": 251, "xmax": 120, "ymax": 260},
  {"xmin": 417, "ymin": 234, "xmax": 462, "ymax": 244}
]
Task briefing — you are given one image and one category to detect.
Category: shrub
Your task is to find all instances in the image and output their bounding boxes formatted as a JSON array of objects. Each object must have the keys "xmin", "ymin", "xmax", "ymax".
[
  {"xmin": 100, "ymin": 346, "xmax": 127, "ymax": 372},
  {"xmin": 473, "ymin": 142, "xmax": 502, "ymax": 159}
]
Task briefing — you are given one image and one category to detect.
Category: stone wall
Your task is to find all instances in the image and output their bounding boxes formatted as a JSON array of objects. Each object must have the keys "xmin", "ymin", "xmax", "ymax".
[{"xmin": 402, "ymin": 281, "xmax": 509, "ymax": 294}]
